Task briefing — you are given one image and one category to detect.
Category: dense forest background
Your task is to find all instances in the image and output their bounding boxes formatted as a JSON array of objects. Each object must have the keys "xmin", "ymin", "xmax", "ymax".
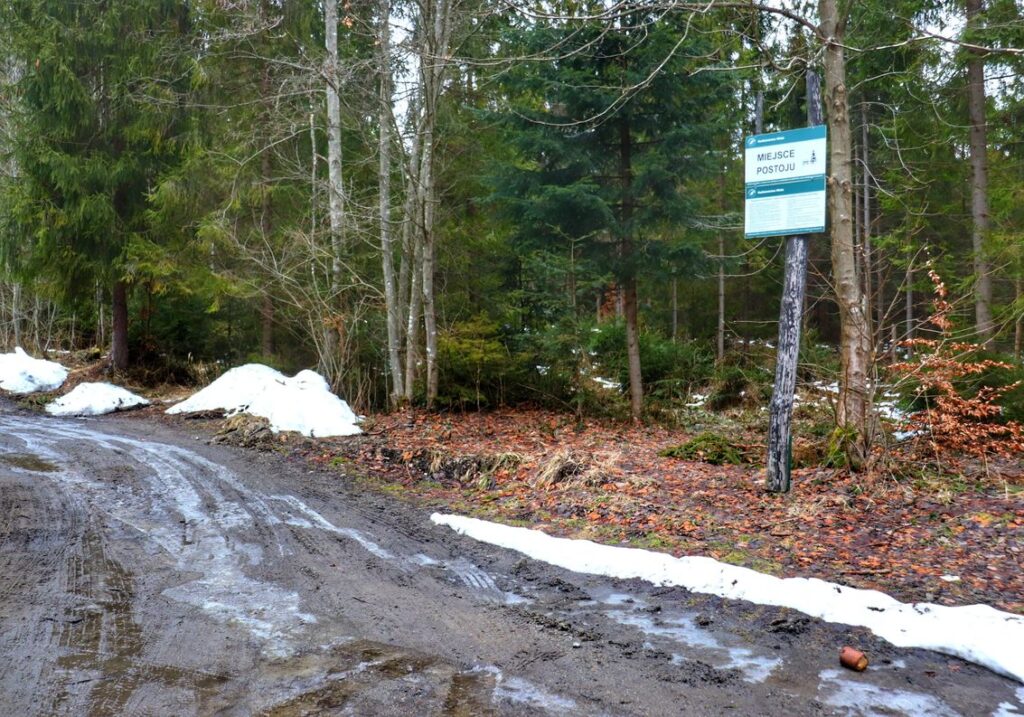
[{"xmin": 1, "ymin": 0, "xmax": 1023, "ymax": 434}]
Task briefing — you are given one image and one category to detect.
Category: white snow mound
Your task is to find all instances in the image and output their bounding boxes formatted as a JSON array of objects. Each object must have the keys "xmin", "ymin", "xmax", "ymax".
[
  {"xmin": 46, "ymin": 382, "xmax": 150, "ymax": 416},
  {"xmin": 432, "ymin": 513, "xmax": 1024, "ymax": 684},
  {"xmin": 166, "ymin": 364, "xmax": 360, "ymax": 438},
  {"xmin": 0, "ymin": 347, "xmax": 68, "ymax": 394}
]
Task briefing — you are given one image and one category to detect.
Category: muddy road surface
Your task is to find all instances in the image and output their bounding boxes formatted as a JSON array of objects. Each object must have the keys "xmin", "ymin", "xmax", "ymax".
[{"xmin": 1, "ymin": 403, "xmax": 1021, "ymax": 716}]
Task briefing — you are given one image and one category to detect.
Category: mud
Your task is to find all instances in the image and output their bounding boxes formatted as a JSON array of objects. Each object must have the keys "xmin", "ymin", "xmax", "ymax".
[{"xmin": 1, "ymin": 399, "xmax": 1022, "ymax": 716}]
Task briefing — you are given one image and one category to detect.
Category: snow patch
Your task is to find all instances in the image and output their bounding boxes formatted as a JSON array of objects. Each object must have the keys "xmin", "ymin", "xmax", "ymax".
[
  {"xmin": 993, "ymin": 688, "xmax": 1024, "ymax": 717},
  {"xmin": 45, "ymin": 382, "xmax": 149, "ymax": 416},
  {"xmin": 167, "ymin": 364, "xmax": 360, "ymax": 437},
  {"xmin": 432, "ymin": 513, "xmax": 1024, "ymax": 684},
  {"xmin": 0, "ymin": 347, "xmax": 67, "ymax": 394}
]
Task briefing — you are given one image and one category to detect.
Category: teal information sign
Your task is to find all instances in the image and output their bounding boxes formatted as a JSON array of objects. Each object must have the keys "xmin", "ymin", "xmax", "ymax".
[{"xmin": 744, "ymin": 125, "xmax": 827, "ymax": 238}]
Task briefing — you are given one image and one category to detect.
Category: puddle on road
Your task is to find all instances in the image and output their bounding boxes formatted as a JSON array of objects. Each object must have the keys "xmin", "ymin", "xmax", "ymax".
[
  {"xmin": 258, "ymin": 639, "xmax": 497, "ymax": 717},
  {"xmin": 817, "ymin": 668, "xmax": 960, "ymax": 717},
  {"xmin": 588, "ymin": 587, "xmax": 781, "ymax": 684},
  {"xmin": 256, "ymin": 640, "xmax": 578, "ymax": 716},
  {"xmin": 444, "ymin": 671, "xmax": 499, "ymax": 716},
  {"xmin": 0, "ymin": 451, "xmax": 58, "ymax": 472}
]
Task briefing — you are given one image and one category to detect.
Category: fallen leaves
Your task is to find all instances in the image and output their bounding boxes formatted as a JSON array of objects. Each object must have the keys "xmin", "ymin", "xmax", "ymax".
[{"xmin": 319, "ymin": 407, "xmax": 1022, "ymax": 615}]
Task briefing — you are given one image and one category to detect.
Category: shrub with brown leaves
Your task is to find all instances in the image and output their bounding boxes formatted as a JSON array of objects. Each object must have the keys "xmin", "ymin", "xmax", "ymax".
[{"xmin": 889, "ymin": 270, "xmax": 1024, "ymax": 458}]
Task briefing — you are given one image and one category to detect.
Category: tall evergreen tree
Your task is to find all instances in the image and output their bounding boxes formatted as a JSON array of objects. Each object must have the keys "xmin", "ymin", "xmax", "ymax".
[
  {"xmin": 0, "ymin": 0, "xmax": 191, "ymax": 369},
  {"xmin": 494, "ymin": 10, "xmax": 732, "ymax": 420}
]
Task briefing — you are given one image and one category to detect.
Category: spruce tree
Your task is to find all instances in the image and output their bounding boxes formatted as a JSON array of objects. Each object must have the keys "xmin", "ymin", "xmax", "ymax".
[
  {"xmin": 493, "ymin": 10, "xmax": 732, "ymax": 420},
  {"xmin": 0, "ymin": 0, "xmax": 192, "ymax": 369}
]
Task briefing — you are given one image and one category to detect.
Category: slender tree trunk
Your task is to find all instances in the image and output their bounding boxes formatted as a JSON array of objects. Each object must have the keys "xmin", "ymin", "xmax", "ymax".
[
  {"xmin": 32, "ymin": 295, "xmax": 40, "ymax": 351},
  {"xmin": 397, "ymin": 100, "xmax": 421, "ymax": 352},
  {"xmin": 619, "ymin": 115, "xmax": 643, "ymax": 421},
  {"xmin": 716, "ymin": 171, "xmax": 726, "ymax": 361},
  {"xmin": 418, "ymin": 110, "xmax": 438, "ymax": 407},
  {"xmin": 421, "ymin": 222, "xmax": 438, "ymax": 408},
  {"xmin": 261, "ymin": 295, "xmax": 274, "ymax": 359},
  {"xmin": 325, "ymin": 0, "xmax": 345, "ymax": 288},
  {"xmin": 905, "ymin": 261, "xmax": 914, "ymax": 358},
  {"xmin": 309, "ymin": 109, "xmax": 317, "ymax": 239},
  {"xmin": 260, "ymin": 78, "xmax": 275, "ymax": 360},
  {"xmin": 671, "ymin": 276, "xmax": 678, "ymax": 343},
  {"xmin": 111, "ymin": 280, "xmax": 128, "ymax": 371},
  {"xmin": 404, "ymin": 234, "xmax": 423, "ymax": 402},
  {"xmin": 623, "ymin": 275, "xmax": 643, "ymax": 420},
  {"xmin": 415, "ymin": 0, "xmax": 452, "ymax": 409},
  {"xmin": 717, "ymin": 235, "xmax": 726, "ymax": 361},
  {"xmin": 12, "ymin": 282, "xmax": 21, "ymax": 348},
  {"xmin": 378, "ymin": 0, "xmax": 403, "ymax": 405},
  {"xmin": 862, "ymin": 105, "xmax": 873, "ymax": 349},
  {"xmin": 820, "ymin": 0, "xmax": 872, "ymax": 464},
  {"xmin": 966, "ymin": 0, "xmax": 994, "ymax": 346},
  {"xmin": 1015, "ymin": 272, "xmax": 1022, "ymax": 361},
  {"xmin": 568, "ymin": 242, "xmax": 577, "ymax": 313}
]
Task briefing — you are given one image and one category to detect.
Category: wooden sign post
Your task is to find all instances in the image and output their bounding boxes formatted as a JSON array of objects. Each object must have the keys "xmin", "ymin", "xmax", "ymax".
[{"xmin": 744, "ymin": 71, "xmax": 825, "ymax": 493}]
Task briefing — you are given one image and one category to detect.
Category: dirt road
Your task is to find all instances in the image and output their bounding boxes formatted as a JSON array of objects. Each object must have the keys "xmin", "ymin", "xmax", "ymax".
[{"xmin": 1, "ymin": 402, "xmax": 1021, "ymax": 716}]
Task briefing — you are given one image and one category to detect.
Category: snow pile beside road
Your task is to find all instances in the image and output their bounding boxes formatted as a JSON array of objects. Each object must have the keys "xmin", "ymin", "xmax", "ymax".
[
  {"xmin": 46, "ymin": 382, "xmax": 150, "ymax": 416},
  {"xmin": 432, "ymin": 513, "xmax": 1024, "ymax": 684},
  {"xmin": 0, "ymin": 347, "xmax": 68, "ymax": 394},
  {"xmin": 167, "ymin": 364, "xmax": 361, "ymax": 437}
]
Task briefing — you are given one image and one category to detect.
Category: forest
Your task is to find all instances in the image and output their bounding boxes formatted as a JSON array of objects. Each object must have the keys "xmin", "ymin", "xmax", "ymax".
[{"xmin": 2, "ymin": 0, "xmax": 1024, "ymax": 468}]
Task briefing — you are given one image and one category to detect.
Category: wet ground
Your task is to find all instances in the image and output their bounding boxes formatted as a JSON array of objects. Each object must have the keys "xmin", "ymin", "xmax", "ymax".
[{"xmin": 1, "ymin": 400, "xmax": 1022, "ymax": 716}]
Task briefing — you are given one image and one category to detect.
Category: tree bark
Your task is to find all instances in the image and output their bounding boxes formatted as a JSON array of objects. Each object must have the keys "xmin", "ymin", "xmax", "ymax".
[
  {"xmin": 111, "ymin": 280, "xmax": 128, "ymax": 371},
  {"xmin": 260, "ymin": 76, "xmax": 274, "ymax": 360},
  {"xmin": 261, "ymin": 295, "xmax": 274, "ymax": 359},
  {"xmin": 404, "ymin": 233, "xmax": 423, "ymax": 402},
  {"xmin": 905, "ymin": 261, "xmax": 914, "ymax": 358},
  {"xmin": 414, "ymin": 0, "xmax": 453, "ymax": 409},
  {"xmin": 619, "ymin": 115, "xmax": 643, "ymax": 421},
  {"xmin": 861, "ymin": 105, "xmax": 873, "ymax": 348},
  {"xmin": 378, "ymin": 0, "xmax": 403, "ymax": 405},
  {"xmin": 1015, "ymin": 273, "xmax": 1022, "ymax": 361},
  {"xmin": 717, "ymin": 237, "xmax": 725, "ymax": 361},
  {"xmin": 12, "ymin": 282, "xmax": 21, "ymax": 348},
  {"xmin": 325, "ymin": 0, "xmax": 345, "ymax": 278},
  {"xmin": 966, "ymin": 0, "xmax": 994, "ymax": 346},
  {"xmin": 671, "ymin": 276, "xmax": 678, "ymax": 344},
  {"xmin": 820, "ymin": 0, "xmax": 872, "ymax": 465}
]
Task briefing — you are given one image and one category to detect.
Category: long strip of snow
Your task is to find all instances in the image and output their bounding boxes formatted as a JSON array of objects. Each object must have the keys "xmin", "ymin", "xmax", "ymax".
[
  {"xmin": 46, "ymin": 382, "xmax": 150, "ymax": 416},
  {"xmin": 0, "ymin": 347, "xmax": 68, "ymax": 394},
  {"xmin": 432, "ymin": 513, "xmax": 1024, "ymax": 684},
  {"xmin": 167, "ymin": 364, "xmax": 360, "ymax": 438}
]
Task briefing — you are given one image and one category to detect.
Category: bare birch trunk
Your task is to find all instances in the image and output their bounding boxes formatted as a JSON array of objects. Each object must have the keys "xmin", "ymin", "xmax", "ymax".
[
  {"xmin": 966, "ymin": 0, "xmax": 994, "ymax": 346},
  {"xmin": 415, "ymin": 0, "xmax": 453, "ymax": 409},
  {"xmin": 325, "ymin": 0, "xmax": 345, "ymax": 285},
  {"xmin": 404, "ymin": 234, "xmax": 423, "ymax": 402},
  {"xmin": 377, "ymin": 0, "xmax": 403, "ymax": 405},
  {"xmin": 820, "ymin": 0, "xmax": 872, "ymax": 464}
]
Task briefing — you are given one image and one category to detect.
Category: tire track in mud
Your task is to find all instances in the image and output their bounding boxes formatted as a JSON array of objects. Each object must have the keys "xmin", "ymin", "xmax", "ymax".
[
  {"xmin": 3, "ymin": 410, "xmax": 1023, "ymax": 717},
  {"xmin": 0, "ymin": 416, "xmax": 583, "ymax": 716}
]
